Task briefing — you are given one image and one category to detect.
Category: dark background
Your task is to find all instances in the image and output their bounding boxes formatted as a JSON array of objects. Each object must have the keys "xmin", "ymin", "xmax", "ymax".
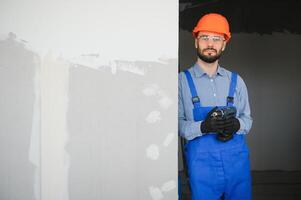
[{"xmin": 179, "ymin": 0, "xmax": 301, "ymax": 199}]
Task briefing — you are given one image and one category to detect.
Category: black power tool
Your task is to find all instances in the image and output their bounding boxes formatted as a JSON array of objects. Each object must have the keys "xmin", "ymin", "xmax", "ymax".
[{"xmin": 210, "ymin": 106, "xmax": 237, "ymax": 142}]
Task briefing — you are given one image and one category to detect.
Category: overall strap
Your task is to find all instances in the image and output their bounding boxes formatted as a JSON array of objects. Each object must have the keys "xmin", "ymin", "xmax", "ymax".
[
  {"xmin": 184, "ymin": 70, "xmax": 201, "ymax": 108},
  {"xmin": 227, "ymin": 72, "xmax": 238, "ymax": 106}
]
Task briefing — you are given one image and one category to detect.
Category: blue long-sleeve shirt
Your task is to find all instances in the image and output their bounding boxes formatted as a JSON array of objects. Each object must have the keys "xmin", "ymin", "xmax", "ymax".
[{"xmin": 178, "ymin": 63, "xmax": 253, "ymax": 140}]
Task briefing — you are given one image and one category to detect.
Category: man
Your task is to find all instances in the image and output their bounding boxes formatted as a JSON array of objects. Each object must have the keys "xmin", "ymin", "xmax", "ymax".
[{"xmin": 178, "ymin": 13, "xmax": 253, "ymax": 200}]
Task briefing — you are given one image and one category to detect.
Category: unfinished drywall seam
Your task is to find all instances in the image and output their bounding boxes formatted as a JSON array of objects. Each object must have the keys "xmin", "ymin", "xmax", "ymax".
[
  {"xmin": 29, "ymin": 55, "xmax": 42, "ymax": 200},
  {"xmin": 69, "ymin": 55, "xmax": 147, "ymax": 76},
  {"xmin": 41, "ymin": 53, "xmax": 70, "ymax": 200}
]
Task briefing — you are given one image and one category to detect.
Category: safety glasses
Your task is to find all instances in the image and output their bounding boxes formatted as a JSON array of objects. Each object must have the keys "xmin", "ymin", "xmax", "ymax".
[{"xmin": 197, "ymin": 35, "xmax": 225, "ymax": 42}]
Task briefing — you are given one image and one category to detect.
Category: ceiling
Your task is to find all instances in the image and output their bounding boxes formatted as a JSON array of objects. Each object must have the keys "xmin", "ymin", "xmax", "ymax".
[{"xmin": 180, "ymin": 0, "xmax": 301, "ymax": 34}]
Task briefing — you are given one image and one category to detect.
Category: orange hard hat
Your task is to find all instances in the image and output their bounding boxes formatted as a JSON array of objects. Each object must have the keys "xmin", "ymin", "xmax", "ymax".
[{"xmin": 193, "ymin": 13, "xmax": 231, "ymax": 42}]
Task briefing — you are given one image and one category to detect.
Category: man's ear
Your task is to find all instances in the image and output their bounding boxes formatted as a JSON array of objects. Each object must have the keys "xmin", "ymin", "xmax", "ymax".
[
  {"xmin": 195, "ymin": 38, "xmax": 198, "ymax": 49},
  {"xmin": 222, "ymin": 42, "xmax": 226, "ymax": 51}
]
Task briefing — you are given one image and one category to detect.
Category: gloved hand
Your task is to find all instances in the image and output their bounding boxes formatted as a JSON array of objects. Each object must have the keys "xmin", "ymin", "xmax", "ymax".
[
  {"xmin": 223, "ymin": 117, "xmax": 240, "ymax": 133},
  {"xmin": 201, "ymin": 107, "xmax": 226, "ymax": 134},
  {"xmin": 216, "ymin": 117, "xmax": 240, "ymax": 141}
]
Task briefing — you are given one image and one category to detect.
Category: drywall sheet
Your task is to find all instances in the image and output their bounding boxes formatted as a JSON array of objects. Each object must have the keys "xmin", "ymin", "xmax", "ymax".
[{"xmin": 0, "ymin": 33, "xmax": 38, "ymax": 200}]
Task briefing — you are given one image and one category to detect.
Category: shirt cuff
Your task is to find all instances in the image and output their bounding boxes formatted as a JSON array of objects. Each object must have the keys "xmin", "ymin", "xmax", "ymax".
[
  {"xmin": 237, "ymin": 118, "xmax": 247, "ymax": 135},
  {"xmin": 186, "ymin": 121, "xmax": 203, "ymax": 140}
]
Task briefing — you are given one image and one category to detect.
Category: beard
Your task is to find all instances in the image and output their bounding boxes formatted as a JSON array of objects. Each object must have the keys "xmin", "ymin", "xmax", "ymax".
[{"xmin": 197, "ymin": 48, "xmax": 222, "ymax": 63}]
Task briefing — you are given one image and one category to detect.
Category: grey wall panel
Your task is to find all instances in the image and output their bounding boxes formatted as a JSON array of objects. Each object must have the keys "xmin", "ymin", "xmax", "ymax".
[
  {"xmin": 0, "ymin": 34, "xmax": 38, "ymax": 200},
  {"xmin": 67, "ymin": 60, "xmax": 177, "ymax": 200}
]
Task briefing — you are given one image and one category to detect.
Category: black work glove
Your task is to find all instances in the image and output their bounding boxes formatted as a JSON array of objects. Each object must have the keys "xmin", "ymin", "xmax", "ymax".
[
  {"xmin": 217, "ymin": 117, "xmax": 240, "ymax": 142},
  {"xmin": 201, "ymin": 107, "xmax": 225, "ymax": 134},
  {"xmin": 223, "ymin": 117, "xmax": 240, "ymax": 133}
]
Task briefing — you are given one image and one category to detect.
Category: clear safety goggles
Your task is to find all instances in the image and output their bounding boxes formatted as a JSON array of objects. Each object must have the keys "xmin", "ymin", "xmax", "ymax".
[{"xmin": 197, "ymin": 35, "xmax": 225, "ymax": 42}]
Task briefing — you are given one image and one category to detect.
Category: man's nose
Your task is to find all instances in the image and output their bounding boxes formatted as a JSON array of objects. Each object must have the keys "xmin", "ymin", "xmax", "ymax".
[
  {"xmin": 207, "ymin": 38, "xmax": 213, "ymax": 47},
  {"xmin": 207, "ymin": 41, "xmax": 214, "ymax": 47}
]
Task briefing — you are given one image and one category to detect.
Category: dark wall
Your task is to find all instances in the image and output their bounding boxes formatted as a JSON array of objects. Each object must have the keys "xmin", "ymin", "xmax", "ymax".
[{"xmin": 179, "ymin": 0, "xmax": 301, "ymax": 170}]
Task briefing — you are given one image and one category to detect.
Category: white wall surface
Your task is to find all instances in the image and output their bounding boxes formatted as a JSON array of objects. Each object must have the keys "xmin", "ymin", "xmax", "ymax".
[{"xmin": 0, "ymin": 1, "xmax": 178, "ymax": 200}]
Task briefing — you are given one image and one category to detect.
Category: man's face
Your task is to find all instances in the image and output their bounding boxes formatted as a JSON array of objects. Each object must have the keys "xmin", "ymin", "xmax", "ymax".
[{"xmin": 195, "ymin": 31, "xmax": 226, "ymax": 63}]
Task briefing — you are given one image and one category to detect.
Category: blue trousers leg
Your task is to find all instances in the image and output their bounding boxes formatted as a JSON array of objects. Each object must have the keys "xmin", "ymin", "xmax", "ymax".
[
  {"xmin": 188, "ymin": 147, "xmax": 251, "ymax": 200},
  {"xmin": 222, "ymin": 147, "xmax": 252, "ymax": 200}
]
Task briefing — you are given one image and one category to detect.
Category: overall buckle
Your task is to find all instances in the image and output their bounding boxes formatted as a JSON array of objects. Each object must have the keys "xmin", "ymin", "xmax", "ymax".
[
  {"xmin": 192, "ymin": 96, "xmax": 200, "ymax": 104},
  {"xmin": 227, "ymin": 96, "xmax": 234, "ymax": 103}
]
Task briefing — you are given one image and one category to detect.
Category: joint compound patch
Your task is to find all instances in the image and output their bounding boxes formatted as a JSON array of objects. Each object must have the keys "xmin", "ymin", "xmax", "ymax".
[
  {"xmin": 146, "ymin": 144, "xmax": 160, "ymax": 160},
  {"xmin": 149, "ymin": 186, "xmax": 163, "ymax": 200},
  {"xmin": 142, "ymin": 84, "xmax": 160, "ymax": 96},
  {"xmin": 142, "ymin": 84, "xmax": 173, "ymax": 109},
  {"xmin": 146, "ymin": 111, "xmax": 161, "ymax": 123},
  {"xmin": 158, "ymin": 96, "xmax": 173, "ymax": 110},
  {"xmin": 161, "ymin": 180, "xmax": 176, "ymax": 192},
  {"xmin": 69, "ymin": 55, "xmax": 146, "ymax": 75},
  {"xmin": 115, "ymin": 60, "xmax": 145, "ymax": 75},
  {"xmin": 163, "ymin": 132, "xmax": 175, "ymax": 147}
]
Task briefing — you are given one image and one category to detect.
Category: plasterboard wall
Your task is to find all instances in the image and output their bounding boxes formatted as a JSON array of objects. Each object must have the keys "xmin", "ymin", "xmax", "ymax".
[{"xmin": 0, "ymin": 1, "xmax": 178, "ymax": 199}]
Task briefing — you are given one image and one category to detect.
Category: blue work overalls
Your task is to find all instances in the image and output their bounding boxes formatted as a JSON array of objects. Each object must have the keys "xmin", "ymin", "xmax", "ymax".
[{"xmin": 184, "ymin": 70, "xmax": 251, "ymax": 200}]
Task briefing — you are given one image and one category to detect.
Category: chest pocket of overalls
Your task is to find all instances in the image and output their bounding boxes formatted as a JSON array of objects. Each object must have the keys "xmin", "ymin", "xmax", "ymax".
[{"xmin": 184, "ymin": 70, "xmax": 238, "ymax": 123}]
